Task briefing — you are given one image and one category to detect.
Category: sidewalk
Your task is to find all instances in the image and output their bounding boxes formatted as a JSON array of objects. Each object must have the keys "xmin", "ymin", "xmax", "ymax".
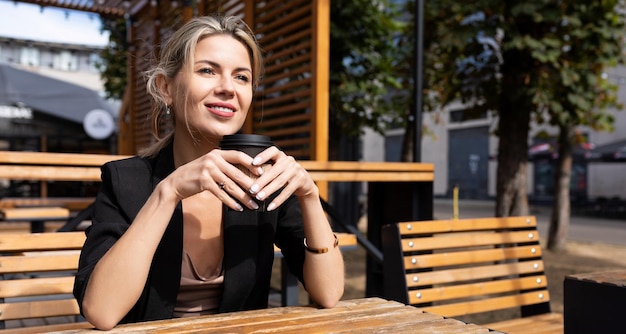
[{"xmin": 434, "ymin": 198, "xmax": 626, "ymax": 246}]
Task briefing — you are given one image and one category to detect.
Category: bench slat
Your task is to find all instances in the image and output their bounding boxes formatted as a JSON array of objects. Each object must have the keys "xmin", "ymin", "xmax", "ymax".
[
  {"xmin": 0, "ymin": 253, "xmax": 80, "ymax": 274},
  {"xmin": 486, "ymin": 313, "xmax": 564, "ymax": 333},
  {"xmin": 408, "ymin": 275, "xmax": 548, "ymax": 304},
  {"xmin": 0, "ymin": 151, "xmax": 126, "ymax": 166},
  {"xmin": 404, "ymin": 245, "xmax": 542, "ymax": 269},
  {"xmin": 0, "ymin": 299, "xmax": 80, "ymax": 321},
  {"xmin": 422, "ymin": 290, "xmax": 551, "ymax": 318},
  {"xmin": 0, "ymin": 276, "xmax": 74, "ymax": 299},
  {"xmin": 401, "ymin": 230, "xmax": 540, "ymax": 251},
  {"xmin": 299, "ymin": 160, "xmax": 434, "ymax": 172},
  {"xmin": 398, "ymin": 216, "xmax": 536, "ymax": 235},
  {"xmin": 0, "ymin": 232, "xmax": 85, "ymax": 252},
  {"xmin": 0, "ymin": 166, "xmax": 102, "ymax": 182},
  {"xmin": 406, "ymin": 260, "xmax": 546, "ymax": 287},
  {"xmin": 307, "ymin": 171, "xmax": 434, "ymax": 182},
  {"xmin": 0, "ymin": 207, "xmax": 70, "ymax": 220}
]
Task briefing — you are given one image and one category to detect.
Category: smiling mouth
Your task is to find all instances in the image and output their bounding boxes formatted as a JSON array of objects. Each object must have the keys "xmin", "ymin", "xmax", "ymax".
[{"xmin": 209, "ymin": 105, "xmax": 235, "ymax": 113}]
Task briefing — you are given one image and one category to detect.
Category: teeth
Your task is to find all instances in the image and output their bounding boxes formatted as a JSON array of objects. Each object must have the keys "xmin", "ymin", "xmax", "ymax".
[{"xmin": 212, "ymin": 106, "xmax": 234, "ymax": 113}]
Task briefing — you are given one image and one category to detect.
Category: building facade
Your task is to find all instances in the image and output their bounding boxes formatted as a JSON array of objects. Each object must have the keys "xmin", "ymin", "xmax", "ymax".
[
  {"xmin": 366, "ymin": 65, "xmax": 626, "ymax": 204},
  {"xmin": 0, "ymin": 36, "xmax": 116, "ymax": 154}
]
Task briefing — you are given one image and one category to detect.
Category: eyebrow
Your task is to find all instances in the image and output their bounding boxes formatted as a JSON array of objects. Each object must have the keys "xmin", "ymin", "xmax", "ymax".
[{"xmin": 195, "ymin": 60, "xmax": 252, "ymax": 74}]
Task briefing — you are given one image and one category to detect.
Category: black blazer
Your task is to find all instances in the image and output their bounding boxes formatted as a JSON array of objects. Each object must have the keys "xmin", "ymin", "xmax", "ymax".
[{"xmin": 73, "ymin": 143, "xmax": 307, "ymax": 324}]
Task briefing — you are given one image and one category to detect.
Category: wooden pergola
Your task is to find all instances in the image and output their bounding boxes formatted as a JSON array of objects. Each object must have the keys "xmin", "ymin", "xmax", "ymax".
[
  {"xmin": 8, "ymin": 2, "xmax": 436, "ymax": 299},
  {"xmin": 16, "ymin": 0, "xmax": 330, "ymax": 162}
]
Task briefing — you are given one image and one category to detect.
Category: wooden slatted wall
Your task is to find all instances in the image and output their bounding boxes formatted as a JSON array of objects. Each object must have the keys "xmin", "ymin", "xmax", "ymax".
[
  {"xmin": 251, "ymin": 0, "xmax": 328, "ymax": 161},
  {"xmin": 201, "ymin": 0, "xmax": 329, "ymax": 161},
  {"xmin": 124, "ymin": 1, "xmax": 186, "ymax": 154},
  {"xmin": 120, "ymin": 0, "xmax": 329, "ymax": 163}
]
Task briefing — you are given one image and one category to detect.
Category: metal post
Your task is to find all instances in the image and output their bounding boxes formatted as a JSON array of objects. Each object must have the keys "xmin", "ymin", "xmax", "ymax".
[{"xmin": 413, "ymin": 0, "xmax": 424, "ymax": 163}]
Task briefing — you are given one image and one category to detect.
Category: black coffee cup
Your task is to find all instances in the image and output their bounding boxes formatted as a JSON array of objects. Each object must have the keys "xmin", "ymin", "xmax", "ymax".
[
  {"xmin": 220, "ymin": 134, "xmax": 274, "ymax": 211},
  {"xmin": 219, "ymin": 134, "xmax": 274, "ymax": 157}
]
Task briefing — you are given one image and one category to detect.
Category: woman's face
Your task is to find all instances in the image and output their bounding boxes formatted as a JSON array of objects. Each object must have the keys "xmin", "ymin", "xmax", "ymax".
[{"xmin": 170, "ymin": 34, "xmax": 253, "ymax": 142}]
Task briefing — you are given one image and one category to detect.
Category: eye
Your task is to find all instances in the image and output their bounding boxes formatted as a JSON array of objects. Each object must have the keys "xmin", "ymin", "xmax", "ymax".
[
  {"xmin": 198, "ymin": 67, "xmax": 215, "ymax": 75},
  {"xmin": 235, "ymin": 73, "xmax": 251, "ymax": 83}
]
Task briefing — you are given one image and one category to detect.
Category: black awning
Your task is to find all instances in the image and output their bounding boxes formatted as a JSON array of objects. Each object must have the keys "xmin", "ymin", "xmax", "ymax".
[
  {"xmin": 0, "ymin": 63, "xmax": 115, "ymax": 124},
  {"xmin": 528, "ymin": 141, "xmax": 597, "ymax": 161},
  {"xmin": 588, "ymin": 138, "xmax": 626, "ymax": 162}
]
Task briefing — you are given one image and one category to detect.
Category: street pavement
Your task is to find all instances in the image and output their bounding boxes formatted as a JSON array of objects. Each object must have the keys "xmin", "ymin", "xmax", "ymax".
[{"xmin": 433, "ymin": 199, "xmax": 626, "ymax": 247}]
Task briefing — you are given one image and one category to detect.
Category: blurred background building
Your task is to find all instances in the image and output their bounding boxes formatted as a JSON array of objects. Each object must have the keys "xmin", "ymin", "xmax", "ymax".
[{"xmin": 0, "ymin": 36, "xmax": 118, "ymax": 154}]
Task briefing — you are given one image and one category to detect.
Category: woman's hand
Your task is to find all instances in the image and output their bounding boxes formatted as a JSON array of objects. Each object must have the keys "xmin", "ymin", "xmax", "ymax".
[
  {"xmin": 245, "ymin": 146, "xmax": 318, "ymax": 211},
  {"xmin": 167, "ymin": 149, "xmax": 264, "ymax": 211}
]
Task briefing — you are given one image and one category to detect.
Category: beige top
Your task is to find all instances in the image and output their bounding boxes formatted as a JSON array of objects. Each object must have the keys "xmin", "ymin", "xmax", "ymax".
[{"xmin": 173, "ymin": 250, "xmax": 224, "ymax": 318}]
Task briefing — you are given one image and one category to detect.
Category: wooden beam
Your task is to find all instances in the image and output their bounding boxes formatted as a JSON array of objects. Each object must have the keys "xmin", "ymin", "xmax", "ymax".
[{"xmin": 312, "ymin": 0, "xmax": 330, "ymax": 199}]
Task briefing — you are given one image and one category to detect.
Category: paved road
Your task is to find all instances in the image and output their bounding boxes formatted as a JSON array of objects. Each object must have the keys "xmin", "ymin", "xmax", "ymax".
[{"xmin": 433, "ymin": 199, "xmax": 626, "ymax": 247}]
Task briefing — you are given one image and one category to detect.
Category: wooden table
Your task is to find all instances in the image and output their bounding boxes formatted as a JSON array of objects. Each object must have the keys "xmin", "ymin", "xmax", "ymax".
[
  {"xmin": 56, "ymin": 297, "xmax": 495, "ymax": 333},
  {"xmin": 564, "ymin": 269, "xmax": 626, "ymax": 334}
]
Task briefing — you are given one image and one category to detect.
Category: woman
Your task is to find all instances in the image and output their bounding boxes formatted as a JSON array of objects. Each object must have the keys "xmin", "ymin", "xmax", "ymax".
[{"xmin": 73, "ymin": 15, "xmax": 344, "ymax": 330}]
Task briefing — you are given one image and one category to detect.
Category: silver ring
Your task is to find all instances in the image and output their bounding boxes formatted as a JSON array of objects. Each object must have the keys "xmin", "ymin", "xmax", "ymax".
[{"xmin": 219, "ymin": 181, "xmax": 226, "ymax": 190}]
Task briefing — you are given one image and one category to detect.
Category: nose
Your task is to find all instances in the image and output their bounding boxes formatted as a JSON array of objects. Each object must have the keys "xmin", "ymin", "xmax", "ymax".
[{"xmin": 215, "ymin": 75, "xmax": 235, "ymax": 96}]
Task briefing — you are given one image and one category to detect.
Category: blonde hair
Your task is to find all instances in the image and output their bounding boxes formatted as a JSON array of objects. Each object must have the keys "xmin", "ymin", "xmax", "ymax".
[{"xmin": 140, "ymin": 15, "xmax": 263, "ymax": 157}]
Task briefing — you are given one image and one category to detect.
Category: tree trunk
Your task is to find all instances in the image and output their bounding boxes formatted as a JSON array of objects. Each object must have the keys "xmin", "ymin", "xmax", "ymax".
[
  {"xmin": 401, "ymin": 115, "xmax": 415, "ymax": 162},
  {"xmin": 494, "ymin": 49, "xmax": 532, "ymax": 217},
  {"xmin": 495, "ymin": 108, "xmax": 530, "ymax": 217},
  {"xmin": 547, "ymin": 124, "xmax": 573, "ymax": 251}
]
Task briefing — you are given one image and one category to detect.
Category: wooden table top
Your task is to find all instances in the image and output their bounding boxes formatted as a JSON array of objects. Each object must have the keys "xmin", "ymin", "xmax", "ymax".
[
  {"xmin": 57, "ymin": 297, "xmax": 493, "ymax": 333},
  {"xmin": 566, "ymin": 269, "xmax": 626, "ymax": 287}
]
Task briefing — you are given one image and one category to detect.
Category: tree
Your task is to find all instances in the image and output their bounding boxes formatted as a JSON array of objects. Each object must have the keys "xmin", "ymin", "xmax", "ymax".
[
  {"xmin": 416, "ymin": 1, "xmax": 625, "ymax": 250},
  {"xmin": 529, "ymin": 2, "xmax": 625, "ymax": 250},
  {"xmin": 97, "ymin": 17, "xmax": 128, "ymax": 100},
  {"xmin": 329, "ymin": 0, "xmax": 405, "ymax": 159}
]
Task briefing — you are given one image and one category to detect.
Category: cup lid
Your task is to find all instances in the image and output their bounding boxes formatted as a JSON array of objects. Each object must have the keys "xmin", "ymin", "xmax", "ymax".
[{"xmin": 220, "ymin": 134, "xmax": 273, "ymax": 148}]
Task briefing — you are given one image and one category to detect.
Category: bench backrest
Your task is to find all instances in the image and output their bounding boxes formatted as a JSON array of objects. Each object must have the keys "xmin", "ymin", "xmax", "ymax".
[
  {"xmin": 0, "ymin": 151, "xmax": 434, "ymax": 183},
  {"xmin": 0, "ymin": 151, "xmax": 128, "ymax": 182},
  {"xmin": 0, "ymin": 232, "xmax": 86, "ymax": 328},
  {"xmin": 382, "ymin": 216, "xmax": 551, "ymax": 319}
]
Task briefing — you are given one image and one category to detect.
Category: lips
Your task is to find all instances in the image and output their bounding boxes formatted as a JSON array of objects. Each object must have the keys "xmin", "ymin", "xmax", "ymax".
[
  {"xmin": 210, "ymin": 106, "xmax": 234, "ymax": 113},
  {"xmin": 207, "ymin": 104, "xmax": 236, "ymax": 117}
]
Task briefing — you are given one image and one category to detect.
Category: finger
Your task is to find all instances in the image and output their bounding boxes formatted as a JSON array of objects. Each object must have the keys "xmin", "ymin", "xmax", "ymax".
[
  {"xmin": 252, "ymin": 156, "xmax": 301, "ymax": 204},
  {"xmin": 251, "ymin": 146, "xmax": 280, "ymax": 166},
  {"xmin": 213, "ymin": 177, "xmax": 260, "ymax": 211}
]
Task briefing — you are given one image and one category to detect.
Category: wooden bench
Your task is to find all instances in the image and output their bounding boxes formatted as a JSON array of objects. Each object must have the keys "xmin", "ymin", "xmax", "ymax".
[
  {"xmin": 0, "ymin": 151, "xmax": 126, "ymax": 233},
  {"xmin": 0, "ymin": 231, "xmax": 92, "ymax": 333},
  {"xmin": 0, "ymin": 150, "xmax": 431, "ymax": 307},
  {"xmin": 382, "ymin": 216, "xmax": 564, "ymax": 334},
  {"xmin": 0, "ymin": 231, "xmax": 353, "ymax": 333}
]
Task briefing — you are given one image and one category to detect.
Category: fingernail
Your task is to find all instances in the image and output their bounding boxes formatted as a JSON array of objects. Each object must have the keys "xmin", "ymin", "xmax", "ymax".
[
  {"xmin": 252, "ymin": 156, "xmax": 263, "ymax": 166},
  {"xmin": 248, "ymin": 200, "xmax": 259, "ymax": 210},
  {"xmin": 267, "ymin": 202, "xmax": 276, "ymax": 211},
  {"xmin": 250, "ymin": 184, "xmax": 259, "ymax": 194},
  {"xmin": 257, "ymin": 167, "xmax": 264, "ymax": 175},
  {"xmin": 235, "ymin": 203, "xmax": 244, "ymax": 212},
  {"xmin": 256, "ymin": 191, "xmax": 266, "ymax": 201}
]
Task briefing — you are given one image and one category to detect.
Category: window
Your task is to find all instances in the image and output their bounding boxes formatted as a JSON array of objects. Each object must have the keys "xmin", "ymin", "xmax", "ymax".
[
  {"xmin": 449, "ymin": 108, "xmax": 487, "ymax": 123},
  {"xmin": 53, "ymin": 51, "xmax": 78, "ymax": 71},
  {"xmin": 88, "ymin": 52, "xmax": 102, "ymax": 72},
  {"xmin": 19, "ymin": 47, "xmax": 40, "ymax": 66}
]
